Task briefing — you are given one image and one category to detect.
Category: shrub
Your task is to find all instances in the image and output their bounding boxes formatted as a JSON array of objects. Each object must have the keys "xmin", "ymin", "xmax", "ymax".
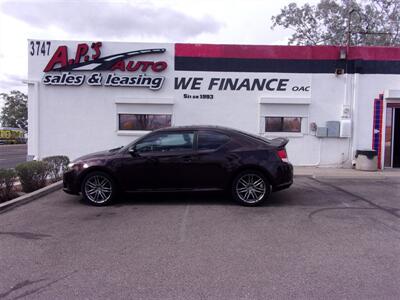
[
  {"xmin": 0, "ymin": 168, "xmax": 18, "ymax": 202},
  {"xmin": 42, "ymin": 155, "xmax": 70, "ymax": 182},
  {"xmin": 15, "ymin": 161, "xmax": 50, "ymax": 193}
]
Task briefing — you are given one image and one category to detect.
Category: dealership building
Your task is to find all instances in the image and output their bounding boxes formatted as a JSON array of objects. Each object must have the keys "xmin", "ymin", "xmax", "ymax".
[{"xmin": 27, "ymin": 40, "xmax": 400, "ymax": 168}]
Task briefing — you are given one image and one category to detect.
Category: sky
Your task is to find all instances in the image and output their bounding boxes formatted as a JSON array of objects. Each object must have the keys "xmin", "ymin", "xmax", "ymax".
[{"xmin": 0, "ymin": 0, "xmax": 318, "ymax": 106}]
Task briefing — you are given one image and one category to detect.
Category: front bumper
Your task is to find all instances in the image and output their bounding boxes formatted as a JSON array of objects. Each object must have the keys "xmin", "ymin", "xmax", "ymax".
[{"xmin": 63, "ymin": 169, "xmax": 80, "ymax": 195}]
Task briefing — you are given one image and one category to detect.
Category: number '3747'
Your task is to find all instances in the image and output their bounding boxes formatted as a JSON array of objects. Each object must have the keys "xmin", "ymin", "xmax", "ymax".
[{"xmin": 30, "ymin": 41, "xmax": 51, "ymax": 56}]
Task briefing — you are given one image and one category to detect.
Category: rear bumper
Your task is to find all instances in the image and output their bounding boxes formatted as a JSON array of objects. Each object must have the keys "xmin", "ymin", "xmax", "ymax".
[
  {"xmin": 273, "ymin": 180, "xmax": 293, "ymax": 192},
  {"xmin": 272, "ymin": 162, "xmax": 293, "ymax": 192}
]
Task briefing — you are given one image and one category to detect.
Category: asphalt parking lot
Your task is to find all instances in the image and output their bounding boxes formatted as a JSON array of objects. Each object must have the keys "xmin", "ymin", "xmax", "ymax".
[{"xmin": 1, "ymin": 176, "xmax": 400, "ymax": 299}]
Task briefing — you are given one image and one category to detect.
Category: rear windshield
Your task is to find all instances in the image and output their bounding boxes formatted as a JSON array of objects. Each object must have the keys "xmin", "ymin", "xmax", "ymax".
[{"xmin": 231, "ymin": 129, "xmax": 272, "ymax": 144}]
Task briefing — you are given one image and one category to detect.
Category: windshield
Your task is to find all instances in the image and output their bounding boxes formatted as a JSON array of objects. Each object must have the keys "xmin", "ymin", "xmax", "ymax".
[
  {"xmin": 120, "ymin": 132, "xmax": 152, "ymax": 152},
  {"xmin": 109, "ymin": 146, "xmax": 123, "ymax": 152}
]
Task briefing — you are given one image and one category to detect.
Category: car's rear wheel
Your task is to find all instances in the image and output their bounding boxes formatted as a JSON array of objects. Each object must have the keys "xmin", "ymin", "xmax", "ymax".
[
  {"xmin": 232, "ymin": 171, "xmax": 271, "ymax": 206},
  {"xmin": 81, "ymin": 171, "xmax": 116, "ymax": 206}
]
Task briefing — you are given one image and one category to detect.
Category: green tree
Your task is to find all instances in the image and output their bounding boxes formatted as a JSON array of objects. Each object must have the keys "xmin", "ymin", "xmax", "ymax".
[
  {"xmin": 0, "ymin": 90, "xmax": 28, "ymax": 131},
  {"xmin": 271, "ymin": 0, "xmax": 400, "ymax": 46}
]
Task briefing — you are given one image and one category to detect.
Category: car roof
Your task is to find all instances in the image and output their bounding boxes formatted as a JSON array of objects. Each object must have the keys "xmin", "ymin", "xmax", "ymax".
[
  {"xmin": 153, "ymin": 125, "xmax": 272, "ymax": 144},
  {"xmin": 154, "ymin": 125, "xmax": 238, "ymax": 133}
]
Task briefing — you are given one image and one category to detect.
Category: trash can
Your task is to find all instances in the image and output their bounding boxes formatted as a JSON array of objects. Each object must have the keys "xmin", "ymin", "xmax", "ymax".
[{"xmin": 355, "ymin": 150, "xmax": 378, "ymax": 171}]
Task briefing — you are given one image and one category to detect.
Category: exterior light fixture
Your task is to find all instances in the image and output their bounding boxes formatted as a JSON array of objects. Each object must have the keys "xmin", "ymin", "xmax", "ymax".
[{"xmin": 340, "ymin": 48, "xmax": 347, "ymax": 60}]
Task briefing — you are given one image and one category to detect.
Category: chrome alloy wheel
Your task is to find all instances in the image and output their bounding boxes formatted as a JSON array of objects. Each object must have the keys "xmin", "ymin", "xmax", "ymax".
[
  {"xmin": 84, "ymin": 175, "xmax": 112, "ymax": 204},
  {"xmin": 235, "ymin": 173, "xmax": 266, "ymax": 204}
]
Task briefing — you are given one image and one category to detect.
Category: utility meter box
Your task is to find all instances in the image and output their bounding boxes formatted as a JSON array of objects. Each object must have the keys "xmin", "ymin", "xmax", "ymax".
[
  {"xmin": 316, "ymin": 127, "xmax": 327, "ymax": 137},
  {"xmin": 327, "ymin": 121, "xmax": 340, "ymax": 137},
  {"xmin": 340, "ymin": 119, "xmax": 352, "ymax": 137},
  {"xmin": 341, "ymin": 104, "xmax": 351, "ymax": 118}
]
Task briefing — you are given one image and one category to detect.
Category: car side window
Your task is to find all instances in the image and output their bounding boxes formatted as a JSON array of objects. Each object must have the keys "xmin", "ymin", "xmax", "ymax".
[
  {"xmin": 198, "ymin": 131, "xmax": 230, "ymax": 151},
  {"xmin": 135, "ymin": 132, "xmax": 194, "ymax": 153}
]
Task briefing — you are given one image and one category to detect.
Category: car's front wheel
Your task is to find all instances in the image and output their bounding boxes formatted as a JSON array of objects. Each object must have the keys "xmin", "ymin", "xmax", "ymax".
[
  {"xmin": 232, "ymin": 171, "xmax": 271, "ymax": 206},
  {"xmin": 81, "ymin": 171, "xmax": 116, "ymax": 206}
]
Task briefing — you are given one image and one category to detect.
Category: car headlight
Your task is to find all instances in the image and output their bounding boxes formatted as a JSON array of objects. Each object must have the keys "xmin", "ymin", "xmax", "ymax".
[{"xmin": 68, "ymin": 162, "xmax": 89, "ymax": 170}]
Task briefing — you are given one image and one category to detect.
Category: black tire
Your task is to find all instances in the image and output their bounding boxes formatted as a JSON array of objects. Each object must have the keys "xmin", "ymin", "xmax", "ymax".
[
  {"xmin": 231, "ymin": 170, "xmax": 271, "ymax": 206},
  {"xmin": 81, "ymin": 171, "xmax": 116, "ymax": 206}
]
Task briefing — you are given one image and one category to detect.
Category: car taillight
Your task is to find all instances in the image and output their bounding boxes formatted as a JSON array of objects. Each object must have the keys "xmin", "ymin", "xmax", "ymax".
[{"xmin": 277, "ymin": 149, "xmax": 289, "ymax": 162}]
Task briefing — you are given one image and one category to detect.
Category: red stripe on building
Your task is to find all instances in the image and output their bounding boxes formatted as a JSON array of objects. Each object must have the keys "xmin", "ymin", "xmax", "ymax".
[
  {"xmin": 348, "ymin": 47, "xmax": 400, "ymax": 61},
  {"xmin": 175, "ymin": 43, "xmax": 400, "ymax": 61}
]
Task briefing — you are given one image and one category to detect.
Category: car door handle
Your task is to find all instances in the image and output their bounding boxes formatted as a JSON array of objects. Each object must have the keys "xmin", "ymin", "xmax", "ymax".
[{"xmin": 182, "ymin": 156, "xmax": 192, "ymax": 163}]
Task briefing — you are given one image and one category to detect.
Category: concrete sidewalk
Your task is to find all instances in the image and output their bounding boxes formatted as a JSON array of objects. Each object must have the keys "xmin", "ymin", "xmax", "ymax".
[{"xmin": 294, "ymin": 166, "xmax": 400, "ymax": 179}]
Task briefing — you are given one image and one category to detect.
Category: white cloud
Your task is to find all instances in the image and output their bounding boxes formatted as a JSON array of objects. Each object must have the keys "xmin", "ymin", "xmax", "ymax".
[
  {"xmin": 1, "ymin": 0, "xmax": 221, "ymax": 40},
  {"xmin": 0, "ymin": 73, "xmax": 25, "ymax": 90}
]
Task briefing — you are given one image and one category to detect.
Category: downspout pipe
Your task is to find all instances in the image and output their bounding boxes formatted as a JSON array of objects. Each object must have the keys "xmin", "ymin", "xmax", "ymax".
[{"xmin": 22, "ymin": 79, "xmax": 40, "ymax": 160}]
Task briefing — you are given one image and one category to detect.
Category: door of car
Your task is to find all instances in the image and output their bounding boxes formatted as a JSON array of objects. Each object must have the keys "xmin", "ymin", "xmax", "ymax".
[
  {"xmin": 120, "ymin": 130, "xmax": 196, "ymax": 191},
  {"xmin": 186, "ymin": 130, "xmax": 232, "ymax": 189}
]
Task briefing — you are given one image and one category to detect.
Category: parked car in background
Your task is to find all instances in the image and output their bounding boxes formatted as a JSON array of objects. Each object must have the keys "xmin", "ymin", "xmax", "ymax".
[{"xmin": 63, "ymin": 126, "xmax": 293, "ymax": 206}]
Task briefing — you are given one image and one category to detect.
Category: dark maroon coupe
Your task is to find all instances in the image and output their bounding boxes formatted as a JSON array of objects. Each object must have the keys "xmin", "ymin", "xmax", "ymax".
[{"xmin": 63, "ymin": 126, "xmax": 293, "ymax": 206}]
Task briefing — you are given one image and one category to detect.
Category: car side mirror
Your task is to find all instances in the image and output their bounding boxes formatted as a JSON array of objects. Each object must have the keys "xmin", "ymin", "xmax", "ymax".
[{"xmin": 128, "ymin": 146, "xmax": 139, "ymax": 156}]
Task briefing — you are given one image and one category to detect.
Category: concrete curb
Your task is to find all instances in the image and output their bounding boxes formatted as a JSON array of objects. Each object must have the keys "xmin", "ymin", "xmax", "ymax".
[
  {"xmin": 0, "ymin": 181, "xmax": 63, "ymax": 213},
  {"xmin": 294, "ymin": 172, "xmax": 400, "ymax": 179},
  {"xmin": 295, "ymin": 174, "xmax": 389, "ymax": 179}
]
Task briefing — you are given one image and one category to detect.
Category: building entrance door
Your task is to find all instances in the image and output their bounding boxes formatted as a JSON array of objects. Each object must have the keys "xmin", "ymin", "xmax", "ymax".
[
  {"xmin": 385, "ymin": 105, "xmax": 400, "ymax": 168},
  {"xmin": 393, "ymin": 108, "xmax": 400, "ymax": 167}
]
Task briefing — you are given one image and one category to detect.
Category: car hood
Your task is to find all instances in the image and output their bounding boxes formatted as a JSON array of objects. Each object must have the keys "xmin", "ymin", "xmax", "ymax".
[{"xmin": 74, "ymin": 148, "xmax": 120, "ymax": 162}]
